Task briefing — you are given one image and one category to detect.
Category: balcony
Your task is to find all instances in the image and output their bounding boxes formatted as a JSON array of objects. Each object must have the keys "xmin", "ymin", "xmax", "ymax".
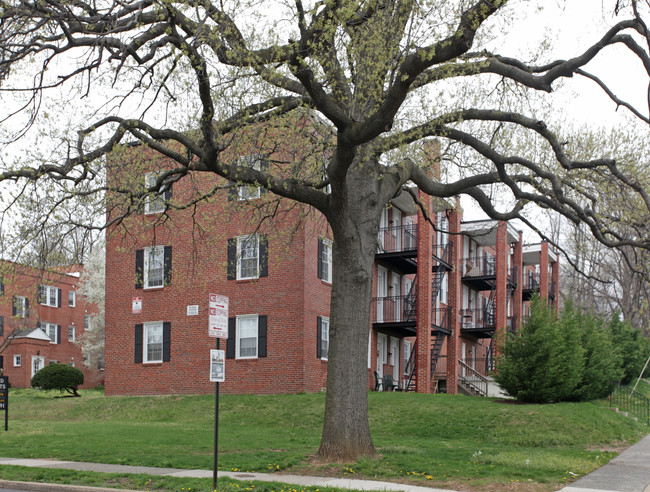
[
  {"xmin": 461, "ymin": 255, "xmax": 517, "ymax": 291},
  {"xmin": 522, "ymin": 273, "xmax": 556, "ymax": 301},
  {"xmin": 376, "ymin": 224, "xmax": 418, "ymax": 273},
  {"xmin": 370, "ymin": 294, "xmax": 417, "ymax": 336},
  {"xmin": 460, "ymin": 307, "xmax": 495, "ymax": 338}
]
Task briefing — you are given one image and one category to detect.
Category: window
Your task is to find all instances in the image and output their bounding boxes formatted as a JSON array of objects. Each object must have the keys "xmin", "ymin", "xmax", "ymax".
[
  {"xmin": 228, "ymin": 155, "xmax": 268, "ymax": 201},
  {"xmin": 317, "ymin": 316, "xmax": 329, "ymax": 359},
  {"xmin": 144, "ymin": 172, "xmax": 172, "ymax": 214},
  {"xmin": 39, "ymin": 322, "xmax": 60, "ymax": 344},
  {"xmin": 13, "ymin": 354, "xmax": 21, "ymax": 367},
  {"xmin": 144, "ymin": 322, "xmax": 163, "ymax": 363},
  {"xmin": 84, "ymin": 315, "xmax": 90, "ymax": 331},
  {"xmin": 134, "ymin": 322, "xmax": 171, "ymax": 364},
  {"xmin": 68, "ymin": 325, "xmax": 75, "ymax": 342},
  {"xmin": 135, "ymin": 246, "xmax": 172, "ymax": 289},
  {"xmin": 39, "ymin": 285, "xmax": 60, "ymax": 307},
  {"xmin": 317, "ymin": 239, "xmax": 333, "ymax": 283},
  {"xmin": 68, "ymin": 291, "xmax": 76, "ymax": 307},
  {"xmin": 227, "ymin": 235, "xmax": 268, "ymax": 280},
  {"xmin": 68, "ymin": 362, "xmax": 76, "ymax": 367},
  {"xmin": 12, "ymin": 296, "xmax": 28, "ymax": 318},
  {"xmin": 225, "ymin": 315, "xmax": 267, "ymax": 359}
]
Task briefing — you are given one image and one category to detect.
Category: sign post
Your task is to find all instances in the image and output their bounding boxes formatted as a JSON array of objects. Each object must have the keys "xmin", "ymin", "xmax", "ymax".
[
  {"xmin": 0, "ymin": 376, "xmax": 8, "ymax": 431},
  {"xmin": 209, "ymin": 294, "xmax": 229, "ymax": 492}
]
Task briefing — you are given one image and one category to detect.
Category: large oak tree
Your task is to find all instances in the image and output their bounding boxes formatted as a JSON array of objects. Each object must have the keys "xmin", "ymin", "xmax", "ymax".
[{"xmin": 1, "ymin": 0, "xmax": 650, "ymax": 461}]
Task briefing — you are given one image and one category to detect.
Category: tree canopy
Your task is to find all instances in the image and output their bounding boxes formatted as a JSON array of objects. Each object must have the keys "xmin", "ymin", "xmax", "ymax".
[{"xmin": 1, "ymin": 0, "xmax": 650, "ymax": 460}]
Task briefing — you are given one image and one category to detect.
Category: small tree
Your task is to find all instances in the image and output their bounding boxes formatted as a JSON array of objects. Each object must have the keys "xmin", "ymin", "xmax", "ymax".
[
  {"xmin": 495, "ymin": 296, "xmax": 570, "ymax": 403},
  {"xmin": 31, "ymin": 363, "xmax": 84, "ymax": 397}
]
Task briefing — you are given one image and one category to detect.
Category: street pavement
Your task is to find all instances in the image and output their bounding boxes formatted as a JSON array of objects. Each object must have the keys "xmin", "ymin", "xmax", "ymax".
[{"xmin": 0, "ymin": 433, "xmax": 649, "ymax": 492}]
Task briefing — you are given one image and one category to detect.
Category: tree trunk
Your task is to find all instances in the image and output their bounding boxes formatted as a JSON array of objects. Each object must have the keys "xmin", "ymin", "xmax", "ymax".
[{"xmin": 316, "ymin": 157, "xmax": 382, "ymax": 461}]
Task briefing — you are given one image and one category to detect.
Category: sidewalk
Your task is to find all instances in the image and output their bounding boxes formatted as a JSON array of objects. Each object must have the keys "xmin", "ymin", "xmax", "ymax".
[{"xmin": 1, "ymin": 433, "xmax": 649, "ymax": 492}]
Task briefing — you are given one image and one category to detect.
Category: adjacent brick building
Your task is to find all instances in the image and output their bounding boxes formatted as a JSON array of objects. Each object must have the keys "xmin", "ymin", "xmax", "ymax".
[
  {"xmin": 104, "ymin": 134, "xmax": 559, "ymax": 396},
  {"xmin": 0, "ymin": 261, "xmax": 100, "ymax": 388}
]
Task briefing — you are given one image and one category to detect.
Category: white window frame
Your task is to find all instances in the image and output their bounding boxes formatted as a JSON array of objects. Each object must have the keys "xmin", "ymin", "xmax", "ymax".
[
  {"xmin": 68, "ymin": 325, "xmax": 75, "ymax": 342},
  {"xmin": 144, "ymin": 172, "xmax": 166, "ymax": 214},
  {"xmin": 237, "ymin": 235, "xmax": 260, "ymax": 280},
  {"xmin": 41, "ymin": 322, "xmax": 58, "ymax": 344},
  {"xmin": 14, "ymin": 296, "xmax": 27, "ymax": 318},
  {"xmin": 321, "ymin": 239, "xmax": 333, "ymax": 283},
  {"xmin": 13, "ymin": 354, "xmax": 21, "ymax": 367},
  {"xmin": 237, "ymin": 155, "xmax": 263, "ymax": 201},
  {"xmin": 41, "ymin": 285, "xmax": 59, "ymax": 307},
  {"xmin": 236, "ymin": 314, "xmax": 259, "ymax": 359},
  {"xmin": 84, "ymin": 314, "xmax": 90, "ymax": 331},
  {"xmin": 144, "ymin": 246, "xmax": 165, "ymax": 289},
  {"xmin": 143, "ymin": 321, "xmax": 163, "ymax": 363},
  {"xmin": 320, "ymin": 317, "xmax": 329, "ymax": 360},
  {"xmin": 68, "ymin": 290, "xmax": 76, "ymax": 307}
]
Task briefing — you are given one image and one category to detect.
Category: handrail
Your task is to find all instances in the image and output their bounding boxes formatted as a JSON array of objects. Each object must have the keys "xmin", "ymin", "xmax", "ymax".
[
  {"xmin": 610, "ymin": 383, "xmax": 649, "ymax": 425},
  {"xmin": 377, "ymin": 224, "xmax": 418, "ymax": 253},
  {"xmin": 458, "ymin": 359, "xmax": 488, "ymax": 397}
]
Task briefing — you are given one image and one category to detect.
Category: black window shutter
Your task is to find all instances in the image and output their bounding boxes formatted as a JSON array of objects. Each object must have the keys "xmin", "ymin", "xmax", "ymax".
[
  {"xmin": 0, "ymin": 316, "xmax": 4, "ymax": 337},
  {"xmin": 0, "ymin": 355, "xmax": 3, "ymax": 370},
  {"xmin": 164, "ymin": 184, "xmax": 173, "ymax": 202},
  {"xmin": 57, "ymin": 288, "xmax": 62, "ymax": 308},
  {"xmin": 164, "ymin": 246, "xmax": 172, "ymax": 286},
  {"xmin": 259, "ymin": 235, "xmax": 268, "ymax": 277},
  {"xmin": 135, "ymin": 249, "xmax": 144, "ymax": 289},
  {"xmin": 258, "ymin": 315, "xmax": 267, "ymax": 358},
  {"xmin": 37, "ymin": 285, "xmax": 45, "ymax": 304},
  {"xmin": 316, "ymin": 316, "xmax": 322, "ymax": 358},
  {"xmin": 134, "ymin": 324, "xmax": 143, "ymax": 363},
  {"xmin": 12, "ymin": 296, "xmax": 16, "ymax": 316},
  {"xmin": 317, "ymin": 239, "xmax": 324, "ymax": 279},
  {"xmin": 226, "ymin": 317, "xmax": 236, "ymax": 359},
  {"xmin": 162, "ymin": 322, "xmax": 171, "ymax": 362},
  {"xmin": 227, "ymin": 239, "xmax": 237, "ymax": 280},
  {"xmin": 0, "ymin": 279, "xmax": 4, "ymax": 296},
  {"xmin": 25, "ymin": 297, "xmax": 29, "ymax": 317},
  {"xmin": 56, "ymin": 325, "xmax": 61, "ymax": 344}
]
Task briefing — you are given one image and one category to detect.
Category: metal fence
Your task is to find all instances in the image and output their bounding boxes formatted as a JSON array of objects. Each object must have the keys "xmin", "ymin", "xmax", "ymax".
[{"xmin": 610, "ymin": 383, "xmax": 649, "ymax": 425}]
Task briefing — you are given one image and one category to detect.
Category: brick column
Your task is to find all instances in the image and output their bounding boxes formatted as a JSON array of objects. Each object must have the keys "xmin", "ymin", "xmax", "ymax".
[
  {"xmin": 494, "ymin": 222, "xmax": 508, "ymax": 354},
  {"xmin": 512, "ymin": 232, "xmax": 523, "ymax": 332},
  {"xmin": 551, "ymin": 256, "xmax": 560, "ymax": 313},
  {"xmin": 540, "ymin": 241, "xmax": 549, "ymax": 304},
  {"xmin": 416, "ymin": 189, "xmax": 433, "ymax": 393},
  {"xmin": 445, "ymin": 199, "xmax": 462, "ymax": 394}
]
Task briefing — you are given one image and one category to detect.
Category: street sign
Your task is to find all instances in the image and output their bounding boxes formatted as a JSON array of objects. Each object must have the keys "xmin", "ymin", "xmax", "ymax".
[
  {"xmin": 132, "ymin": 297, "xmax": 142, "ymax": 314},
  {"xmin": 209, "ymin": 349, "xmax": 225, "ymax": 383},
  {"xmin": 0, "ymin": 375, "xmax": 8, "ymax": 431},
  {"xmin": 208, "ymin": 294, "xmax": 229, "ymax": 339}
]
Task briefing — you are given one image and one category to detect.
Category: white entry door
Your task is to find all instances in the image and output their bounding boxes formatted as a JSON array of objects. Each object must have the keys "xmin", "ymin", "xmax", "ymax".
[
  {"xmin": 390, "ymin": 337, "xmax": 400, "ymax": 382},
  {"xmin": 32, "ymin": 356, "xmax": 45, "ymax": 378},
  {"xmin": 377, "ymin": 266, "xmax": 388, "ymax": 322},
  {"xmin": 377, "ymin": 333, "xmax": 388, "ymax": 380}
]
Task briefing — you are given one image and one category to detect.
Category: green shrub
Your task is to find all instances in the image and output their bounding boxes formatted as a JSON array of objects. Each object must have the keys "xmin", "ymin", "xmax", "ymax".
[
  {"xmin": 31, "ymin": 363, "xmax": 84, "ymax": 397},
  {"xmin": 608, "ymin": 315, "xmax": 650, "ymax": 384}
]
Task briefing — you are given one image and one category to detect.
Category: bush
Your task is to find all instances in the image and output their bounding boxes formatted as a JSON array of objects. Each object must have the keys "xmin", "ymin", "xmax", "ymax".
[
  {"xmin": 31, "ymin": 363, "xmax": 84, "ymax": 396},
  {"xmin": 495, "ymin": 297, "xmax": 627, "ymax": 403}
]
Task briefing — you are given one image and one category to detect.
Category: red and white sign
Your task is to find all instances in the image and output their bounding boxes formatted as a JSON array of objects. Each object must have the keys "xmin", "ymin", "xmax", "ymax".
[
  {"xmin": 132, "ymin": 297, "xmax": 142, "ymax": 314},
  {"xmin": 208, "ymin": 293, "xmax": 229, "ymax": 339}
]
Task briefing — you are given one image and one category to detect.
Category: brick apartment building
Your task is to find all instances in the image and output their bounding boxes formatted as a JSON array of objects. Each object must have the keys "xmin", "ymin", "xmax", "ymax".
[
  {"xmin": 0, "ymin": 262, "xmax": 101, "ymax": 388},
  {"xmin": 104, "ymin": 131, "xmax": 559, "ymax": 396}
]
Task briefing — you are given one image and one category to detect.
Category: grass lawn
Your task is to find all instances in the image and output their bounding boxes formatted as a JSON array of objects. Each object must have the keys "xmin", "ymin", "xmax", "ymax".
[{"xmin": 0, "ymin": 388, "xmax": 647, "ymax": 491}]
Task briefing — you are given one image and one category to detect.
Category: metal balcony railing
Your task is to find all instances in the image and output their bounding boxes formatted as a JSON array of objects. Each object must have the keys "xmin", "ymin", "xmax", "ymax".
[
  {"xmin": 460, "ymin": 307, "xmax": 495, "ymax": 330},
  {"xmin": 377, "ymin": 224, "xmax": 418, "ymax": 253},
  {"xmin": 370, "ymin": 294, "xmax": 417, "ymax": 323},
  {"xmin": 461, "ymin": 255, "xmax": 517, "ymax": 282}
]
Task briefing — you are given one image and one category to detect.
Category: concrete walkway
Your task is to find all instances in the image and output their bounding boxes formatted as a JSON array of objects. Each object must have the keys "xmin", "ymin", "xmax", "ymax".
[{"xmin": 0, "ymin": 434, "xmax": 649, "ymax": 492}]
